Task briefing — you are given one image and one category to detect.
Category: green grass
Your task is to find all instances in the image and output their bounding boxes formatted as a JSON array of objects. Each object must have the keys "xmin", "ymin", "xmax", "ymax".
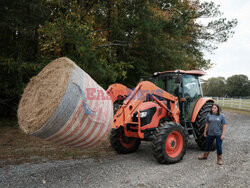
[{"xmin": 221, "ymin": 106, "xmax": 250, "ymax": 116}]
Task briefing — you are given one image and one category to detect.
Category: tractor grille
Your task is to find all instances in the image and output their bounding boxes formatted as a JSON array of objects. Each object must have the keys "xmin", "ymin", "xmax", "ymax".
[{"xmin": 132, "ymin": 107, "xmax": 156, "ymax": 127}]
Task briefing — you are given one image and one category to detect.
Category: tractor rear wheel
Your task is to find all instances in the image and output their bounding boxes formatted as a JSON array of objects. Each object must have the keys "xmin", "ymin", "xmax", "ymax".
[
  {"xmin": 110, "ymin": 127, "xmax": 141, "ymax": 154},
  {"xmin": 193, "ymin": 101, "xmax": 214, "ymax": 150},
  {"xmin": 152, "ymin": 122, "xmax": 187, "ymax": 164}
]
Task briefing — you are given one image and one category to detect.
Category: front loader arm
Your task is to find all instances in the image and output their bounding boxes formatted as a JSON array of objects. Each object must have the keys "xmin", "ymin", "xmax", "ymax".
[{"xmin": 113, "ymin": 81, "xmax": 180, "ymax": 129}]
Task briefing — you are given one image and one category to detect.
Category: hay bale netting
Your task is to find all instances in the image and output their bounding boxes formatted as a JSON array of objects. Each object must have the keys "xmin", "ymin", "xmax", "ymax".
[{"xmin": 18, "ymin": 57, "xmax": 113, "ymax": 149}]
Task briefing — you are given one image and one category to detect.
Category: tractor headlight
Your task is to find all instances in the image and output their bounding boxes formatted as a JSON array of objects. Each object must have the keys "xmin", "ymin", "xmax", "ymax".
[{"xmin": 136, "ymin": 111, "xmax": 148, "ymax": 118}]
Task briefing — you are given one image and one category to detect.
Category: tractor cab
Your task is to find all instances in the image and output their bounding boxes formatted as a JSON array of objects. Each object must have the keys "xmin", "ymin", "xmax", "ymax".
[{"xmin": 152, "ymin": 70, "xmax": 204, "ymax": 122}]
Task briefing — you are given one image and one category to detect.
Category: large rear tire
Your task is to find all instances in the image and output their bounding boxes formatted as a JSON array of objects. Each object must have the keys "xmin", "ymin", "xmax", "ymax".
[
  {"xmin": 110, "ymin": 127, "xmax": 141, "ymax": 154},
  {"xmin": 152, "ymin": 122, "xmax": 187, "ymax": 164},
  {"xmin": 193, "ymin": 101, "xmax": 214, "ymax": 150}
]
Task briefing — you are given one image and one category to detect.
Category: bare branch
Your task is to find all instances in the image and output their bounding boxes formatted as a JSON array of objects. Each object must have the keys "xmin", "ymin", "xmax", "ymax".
[
  {"xmin": 96, "ymin": 43, "xmax": 129, "ymax": 49},
  {"xmin": 92, "ymin": 28, "xmax": 111, "ymax": 33}
]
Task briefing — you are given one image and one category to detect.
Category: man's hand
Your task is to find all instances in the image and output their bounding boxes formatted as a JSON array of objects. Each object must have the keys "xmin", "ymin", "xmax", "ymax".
[
  {"xmin": 204, "ymin": 133, "xmax": 207, "ymax": 137},
  {"xmin": 220, "ymin": 134, "xmax": 225, "ymax": 140}
]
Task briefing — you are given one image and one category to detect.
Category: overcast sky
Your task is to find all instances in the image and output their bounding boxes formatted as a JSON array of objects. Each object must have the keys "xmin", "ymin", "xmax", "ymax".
[{"xmin": 199, "ymin": 0, "xmax": 250, "ymax": 80}]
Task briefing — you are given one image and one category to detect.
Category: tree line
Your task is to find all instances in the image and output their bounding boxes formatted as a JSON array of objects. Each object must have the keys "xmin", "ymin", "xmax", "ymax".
[
  {"xmin": 202, "ymin": 74, "xmax": 250, "ymax": 98},
  {"xmin": 0, "ymin": 0, "xmax": 237, "ymax": 117}
]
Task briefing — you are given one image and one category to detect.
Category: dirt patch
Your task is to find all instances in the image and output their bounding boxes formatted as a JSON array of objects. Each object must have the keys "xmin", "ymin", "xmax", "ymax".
[{"xmin": 0, "ymin": 125, "xmax": 114, "ymax": 168}]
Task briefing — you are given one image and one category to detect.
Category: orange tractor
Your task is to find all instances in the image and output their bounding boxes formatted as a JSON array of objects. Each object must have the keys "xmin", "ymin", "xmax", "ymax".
[{"xmin": 106, "ymin": 70, "xmax": 214, "ymax": 164}]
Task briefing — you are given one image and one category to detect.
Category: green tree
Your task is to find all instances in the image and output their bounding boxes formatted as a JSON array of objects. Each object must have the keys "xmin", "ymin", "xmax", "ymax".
[
  {"xmin": 84, "ymin": 0, "xmax": 237, "ymax": 86},
  {"xmin": 226, "ymin": 75, "xmax": 250, "ymax": 97},
  {"xmin": 0, "ymin": 0, "xmax": 49, "ymax": 61},
  {"xmin": 0, "ymin": 0, "xmax": 238, "ymax": 117},
  {"xmin": 0, "ymin": 0, "xmax": 49, "ymax": 116},
  {"xmin": 202, "ymin": 77, "xmax": 226, "ymax": 97}
]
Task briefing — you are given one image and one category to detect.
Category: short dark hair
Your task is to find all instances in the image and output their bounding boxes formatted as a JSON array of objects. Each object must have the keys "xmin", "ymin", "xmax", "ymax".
[{"xmin": 210, "ymin": 103, "xmax": 221, "ymax": 115}]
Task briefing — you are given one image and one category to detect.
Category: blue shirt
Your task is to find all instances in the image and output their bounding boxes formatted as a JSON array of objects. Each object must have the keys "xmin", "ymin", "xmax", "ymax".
[{"xmin": 205, "ymin": 113, "xmax": 227, "ymax": 136}]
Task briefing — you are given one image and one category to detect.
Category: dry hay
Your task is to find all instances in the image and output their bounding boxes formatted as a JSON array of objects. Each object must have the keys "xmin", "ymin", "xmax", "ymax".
[{"xmin": 18, "ymin": 57, "xmax": 75, "ymax": 134}]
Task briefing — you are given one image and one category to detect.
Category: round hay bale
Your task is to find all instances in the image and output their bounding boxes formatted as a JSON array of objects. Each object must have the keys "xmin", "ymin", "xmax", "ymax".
[{"xmin": 18, "ymin": 57, "xmax": 113, "ymax": 149}]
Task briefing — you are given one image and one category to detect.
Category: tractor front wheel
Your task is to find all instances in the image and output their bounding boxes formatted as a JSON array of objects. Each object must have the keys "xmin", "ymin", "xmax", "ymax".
[
  {"xmin": 152, "ymin": 122, "xmax": 187, "ymax": 164},
  {"xmin": 110, "ymin": 127, "xmax": 141, "ymax": 154}
]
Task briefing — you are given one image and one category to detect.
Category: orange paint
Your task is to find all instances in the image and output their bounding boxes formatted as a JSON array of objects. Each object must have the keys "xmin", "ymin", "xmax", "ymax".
[
  {"xmin": 165, "ymin": 131, "xmax": 183, "ymax": 158},
  {"xmin": 111, "ymin": 81, "xmax": 180, "ymax": 135},
  {"xmin": 191, "ymin": 97, "xmax": 214, "ymax": 122},
  {"xmin": 106, "ymin": 83, "xmax": 133, "ymax": 103}
]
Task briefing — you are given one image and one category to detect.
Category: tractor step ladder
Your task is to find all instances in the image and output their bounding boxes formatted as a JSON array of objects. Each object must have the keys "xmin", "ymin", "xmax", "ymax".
[
  {"xmin": 184, "ymin": 122, "xmax": 197, "ymax": 139},
  {"xmin": 125, "ymin": 111, "xmax": 144, "ymax": 139}
]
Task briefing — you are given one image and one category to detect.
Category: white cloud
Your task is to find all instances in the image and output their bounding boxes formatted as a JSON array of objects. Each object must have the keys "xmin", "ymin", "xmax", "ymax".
[{"xmin": 199, "ymin": 0, "xmax": 250, "ymax": 80}]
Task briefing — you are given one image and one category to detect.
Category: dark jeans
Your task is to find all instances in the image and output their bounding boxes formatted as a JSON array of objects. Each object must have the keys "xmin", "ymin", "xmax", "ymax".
[{"xmin": 204, "ymin": 135, "xmax": 223, "ymax": 155}]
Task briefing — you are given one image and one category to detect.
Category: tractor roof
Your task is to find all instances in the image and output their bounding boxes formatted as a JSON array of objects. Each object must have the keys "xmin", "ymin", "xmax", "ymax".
[{"xmin": 154, "ymin": 70, "xmax": 205, "ymax": 76}]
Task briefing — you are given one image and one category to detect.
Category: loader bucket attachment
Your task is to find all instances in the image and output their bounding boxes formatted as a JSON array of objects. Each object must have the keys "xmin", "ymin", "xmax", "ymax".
[{"xmin": 106, "ymin": 83, "xmax": 133, "ymax": 103}]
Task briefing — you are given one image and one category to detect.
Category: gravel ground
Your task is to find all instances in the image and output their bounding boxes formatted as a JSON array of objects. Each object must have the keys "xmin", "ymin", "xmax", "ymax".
[{"xmin": 0, "ymin": 111, "xmax": 249, "ymax": 188}]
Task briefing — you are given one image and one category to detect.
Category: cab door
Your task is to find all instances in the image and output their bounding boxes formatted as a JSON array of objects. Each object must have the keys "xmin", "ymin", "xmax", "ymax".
[{"xmin": 182, "ymin": 74, "xmax": 202, "ymax": 121}]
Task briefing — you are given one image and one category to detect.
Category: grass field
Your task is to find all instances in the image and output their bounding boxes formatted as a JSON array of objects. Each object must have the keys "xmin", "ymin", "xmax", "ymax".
[{"xmin": 221, "ymin": 107, "xmax": 250, "ymax": 116}]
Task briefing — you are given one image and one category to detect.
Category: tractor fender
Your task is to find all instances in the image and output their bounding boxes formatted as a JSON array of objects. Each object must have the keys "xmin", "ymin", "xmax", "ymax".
[{"xmin": 191, "ymin": 98, "xmax": 214, "ymax": 123}]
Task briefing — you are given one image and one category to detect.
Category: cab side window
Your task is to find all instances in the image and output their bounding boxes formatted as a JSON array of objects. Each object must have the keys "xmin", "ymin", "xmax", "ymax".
[
  {"xmin": 154, "ymin": 77, "xmax": 166, "ymax": 90},
  {"xmin": 167, "ymin": 76, "xmax": 179, "ymax": 96},
  {"xmin": 154, "ymin": 75, "xmax": 179, "ymax": 96}
]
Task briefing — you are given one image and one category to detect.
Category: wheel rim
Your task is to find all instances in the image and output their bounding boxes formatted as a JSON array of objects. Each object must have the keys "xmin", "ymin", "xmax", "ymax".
[
  {"xmin": 165, "ymin": 131, "xmax": 183, "ymax": 158},
  {"xmin": 120, "ymin": 135, "xmax": 137, "ymax": 149}
]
